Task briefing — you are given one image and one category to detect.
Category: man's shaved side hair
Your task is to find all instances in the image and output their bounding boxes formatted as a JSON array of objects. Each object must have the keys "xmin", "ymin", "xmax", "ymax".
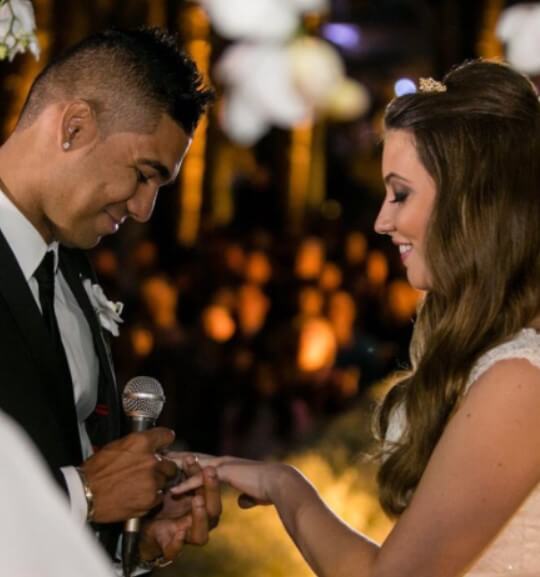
[{"xmin": 17, "ymin": 27, "xmax": 214, "ymax": 136}]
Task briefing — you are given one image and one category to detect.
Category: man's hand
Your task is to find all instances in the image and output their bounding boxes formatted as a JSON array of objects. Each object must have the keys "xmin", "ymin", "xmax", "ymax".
[
  {"xmin": 138, "ymin": 458, "xmax": 222, "ymax": 564},
  {"xmin": 81, "ymin": 427, "xmax": 178, "ymax": 523}
]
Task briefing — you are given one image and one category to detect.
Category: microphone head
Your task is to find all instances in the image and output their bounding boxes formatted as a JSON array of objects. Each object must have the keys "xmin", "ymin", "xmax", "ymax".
[{"xmin": 122, "ymin": 376, "xmax": 165, "ymax": 420}]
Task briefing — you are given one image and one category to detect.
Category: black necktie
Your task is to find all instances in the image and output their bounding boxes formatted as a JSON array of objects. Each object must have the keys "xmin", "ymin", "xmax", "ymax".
[{"xmin": 34, "ymin": 251, "xmax": 74, "ymax": 387}]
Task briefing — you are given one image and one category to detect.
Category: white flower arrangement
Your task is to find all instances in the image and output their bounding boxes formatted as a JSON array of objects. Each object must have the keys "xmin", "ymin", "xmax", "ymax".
[
  {"xmin": 0, "ymin": 0, "xmax": 39, "ymax": 61},
  {"xmin": 497, "ymin": 3, "xmax": 540, "ymax": 75},
  {"xmin": 199, "ymin": 0, "xmax": 369, "ymax": 145},
  {"xmin": 82, "ymin": 279, "xmax": 124, "ymax": 337}
]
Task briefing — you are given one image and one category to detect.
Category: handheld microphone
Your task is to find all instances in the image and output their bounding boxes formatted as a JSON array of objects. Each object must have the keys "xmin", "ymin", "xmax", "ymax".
[{"xmin": 121, "ymin": 376, "xmax": 165, "ymax": 577}]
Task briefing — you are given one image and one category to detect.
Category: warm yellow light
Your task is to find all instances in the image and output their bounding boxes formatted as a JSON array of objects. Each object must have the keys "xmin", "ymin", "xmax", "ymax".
[
  {"xmin": 245, "ymin": 251, "xmax": 272, "ymax": 286},
  {"xmin": 319, "ymin": 262, "xmax": 343, "ymax": 292},
  {"xmin": 295, "ymin": 236, "xmax": 325, "ymax": 280},
  {"xmin": 237, "ymin": 284, "xmax": 270, "ymax": 337},
  {"xmin": 298, "ymin": 286, "xmax": 324, "ymax": 318},
  {"xmin": 130, "ymin": 327, "xmax": 154, "ymax": 358},
  {"xmin": 202, "ymin": 305, "xmax": 236, "ymax": 342},
  {"xmin": 345, "ymin": 231, "xmax": 368, "ymax": 265},
  {"xmin": 477, "ymin": 0, "xmax": 504, "ymax": 58},
  {"xmin": 177, "ymin": 4, "xmax": 212, "ymax": 245},
  {"xmin": 140, "ymin": 276, "xmax": 178, "ymax": 329},
  {"xmin": 366, "ymin": 250, "xmax": 389, "ymax": 286},
  {"xmin": 289, "ymin": 120, "xmax": 313, "ymax": 232},
  {"xmin": 387, "ymin": 279, "xmax": 421, "ymax": 323},
  {"xmin": 297, "ymin": 317, "xmax": 337, "ymax": 372},
  {"xmin": 328, "ymin": 290, "xmax": 357, "ymax": 347}
]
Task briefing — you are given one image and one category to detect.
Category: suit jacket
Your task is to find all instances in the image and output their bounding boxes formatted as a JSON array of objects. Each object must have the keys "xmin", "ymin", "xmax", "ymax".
[{"xmin": 0, "ymin": 228, "xmax": 123, "ymax": 552}]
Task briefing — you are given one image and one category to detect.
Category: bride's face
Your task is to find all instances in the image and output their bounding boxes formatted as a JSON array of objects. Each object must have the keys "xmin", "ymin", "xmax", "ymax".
[{"xmin": 374, "ymin": 129, "xmax": 437, "ymax": 291}]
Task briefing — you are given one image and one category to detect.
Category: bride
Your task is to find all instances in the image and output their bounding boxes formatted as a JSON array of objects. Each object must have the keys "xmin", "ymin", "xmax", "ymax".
[{"xmin": 172, "ymin": 60, "xmax": 540, "ymax": 577}]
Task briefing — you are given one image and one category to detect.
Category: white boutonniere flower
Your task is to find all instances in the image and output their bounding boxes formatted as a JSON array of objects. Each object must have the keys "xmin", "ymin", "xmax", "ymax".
[{"xmin": 82, "ymin": 279, "xmax": 124, "ymax": 337}]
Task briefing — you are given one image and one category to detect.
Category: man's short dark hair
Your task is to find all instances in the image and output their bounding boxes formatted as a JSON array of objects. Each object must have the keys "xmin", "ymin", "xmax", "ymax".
[{"xmin": 18, "ymin": 27, "xmax": 214, "ymax": 135}]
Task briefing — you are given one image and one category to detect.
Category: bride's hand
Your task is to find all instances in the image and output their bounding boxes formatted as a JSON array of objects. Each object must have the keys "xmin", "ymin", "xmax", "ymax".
[
  {"xmin": 166, "ymin": 451, "xmax": 225, "ymax": 471},
  {"xmin": 169, "ymin": 453, "xmax": 290, "ymax": 509}
]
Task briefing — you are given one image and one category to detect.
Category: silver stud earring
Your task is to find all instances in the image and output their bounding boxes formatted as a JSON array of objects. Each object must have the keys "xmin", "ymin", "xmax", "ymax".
[{"xmin": 63, "ymin": 141, "xmax": 71, "ymax": 150}]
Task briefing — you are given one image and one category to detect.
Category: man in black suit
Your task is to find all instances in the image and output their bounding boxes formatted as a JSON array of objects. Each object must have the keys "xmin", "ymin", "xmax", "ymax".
[{"xmin": 0, "ymin": 28, "xmax": 219, "ymax": 568}]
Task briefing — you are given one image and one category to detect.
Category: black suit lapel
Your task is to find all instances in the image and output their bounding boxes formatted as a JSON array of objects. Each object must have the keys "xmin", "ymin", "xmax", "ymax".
[
  {"xmin": 59, "ymin": 248, "xmax": 121, "ymax": 444},
  {"xmin": 0, "ymin": 229, "xmax": 82, "ymax": 462},
  {"xmin": 59, "ymin": 249, "xmax": 123, "ymax": 554}
]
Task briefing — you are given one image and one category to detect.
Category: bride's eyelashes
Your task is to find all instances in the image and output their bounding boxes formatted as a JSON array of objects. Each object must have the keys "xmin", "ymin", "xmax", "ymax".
[{"xmin": 390, "ymin": 189, "xmax": 410, "ymax": 204}]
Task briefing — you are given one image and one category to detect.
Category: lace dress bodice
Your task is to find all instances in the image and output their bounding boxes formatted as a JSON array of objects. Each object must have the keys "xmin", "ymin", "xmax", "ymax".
[
  {"xmin": 386, "ymin": 328, "xmax": 540, "ymax": 576},
  {"xmin": 464, "ymin": 329, "xmax": 540, "ymax": 576}
]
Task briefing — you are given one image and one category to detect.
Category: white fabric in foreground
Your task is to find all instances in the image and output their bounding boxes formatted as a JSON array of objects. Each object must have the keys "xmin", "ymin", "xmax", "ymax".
[{"xmin": 0, "ymin": 410, "xmax": 114, "ymax": 576}]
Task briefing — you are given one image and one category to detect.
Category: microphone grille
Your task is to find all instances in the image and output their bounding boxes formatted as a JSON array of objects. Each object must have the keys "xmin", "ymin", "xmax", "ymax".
[{"xmin": 122, "ymin": 376, "xmax": 165, "ymax": 420}]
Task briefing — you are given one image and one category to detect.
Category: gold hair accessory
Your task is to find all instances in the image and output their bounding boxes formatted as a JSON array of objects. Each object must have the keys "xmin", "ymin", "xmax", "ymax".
[{"xmin": 419, "ymin": 77, "xmax": 447, "ymax": 93}]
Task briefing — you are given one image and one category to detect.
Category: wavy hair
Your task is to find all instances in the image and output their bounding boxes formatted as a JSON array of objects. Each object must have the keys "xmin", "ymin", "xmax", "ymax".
[{"xmin": 377, "ymin": 60, "xmax": 540, "ymax": 516}]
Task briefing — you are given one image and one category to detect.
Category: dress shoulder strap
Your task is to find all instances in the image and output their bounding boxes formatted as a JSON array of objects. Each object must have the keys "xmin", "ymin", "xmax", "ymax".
[{"xmin": 466, "ymin": 328, "xmax": 540, "ymax": 392}]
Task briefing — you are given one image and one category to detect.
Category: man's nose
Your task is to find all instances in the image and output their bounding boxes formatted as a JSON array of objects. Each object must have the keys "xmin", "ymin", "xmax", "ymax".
[{"xmin": 127, "ymin": 186, "xmax": 158, "ymax": 223}]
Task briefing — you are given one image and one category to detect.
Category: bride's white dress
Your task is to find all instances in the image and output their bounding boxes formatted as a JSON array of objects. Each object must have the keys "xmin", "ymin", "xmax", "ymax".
[{"xmin": 387, "ymin": 328, "xmax": 540, "ymax": 576}]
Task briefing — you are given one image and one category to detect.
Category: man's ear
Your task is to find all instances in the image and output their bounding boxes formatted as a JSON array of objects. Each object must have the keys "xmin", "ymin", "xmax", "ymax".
[{"xmin": 59, "ymin": 100, "xmax": 99, "ymax": 152}]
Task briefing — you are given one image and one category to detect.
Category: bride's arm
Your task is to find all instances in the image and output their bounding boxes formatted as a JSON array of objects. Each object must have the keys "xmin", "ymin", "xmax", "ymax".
[
  {"xmin": 261, "ymin": 463, "xmax": 380, "ymax": 576},
  {"xmin": 172, "ymin": 358, "xmax": 540, "ymax": 577}
]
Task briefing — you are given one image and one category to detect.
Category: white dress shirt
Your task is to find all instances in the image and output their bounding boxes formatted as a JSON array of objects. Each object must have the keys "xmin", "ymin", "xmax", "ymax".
[{"xmin": 0, "ymin": 188, "xmax": 99, "ymax": 521}]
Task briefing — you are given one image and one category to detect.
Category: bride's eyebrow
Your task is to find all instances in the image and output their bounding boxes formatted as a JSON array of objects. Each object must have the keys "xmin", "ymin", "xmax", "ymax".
[{"xmin": 383, "ymin": 172, "xmax": 412, "ymax": 185}]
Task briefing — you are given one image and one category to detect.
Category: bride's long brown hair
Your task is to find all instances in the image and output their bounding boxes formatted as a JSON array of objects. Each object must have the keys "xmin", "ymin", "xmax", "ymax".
[{"xmin": 377, "ymin": 60, "xmax": 540, "ymax": 517}]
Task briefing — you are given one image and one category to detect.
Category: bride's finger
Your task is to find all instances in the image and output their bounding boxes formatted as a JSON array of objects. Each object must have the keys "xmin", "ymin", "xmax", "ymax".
[
  {"xmin": 166, "ymin": 451, "xmax": 217, "ymax": 468},
  {"xmin": 170, "ymin": 473, "xmax": 204, "ymax": 495}
]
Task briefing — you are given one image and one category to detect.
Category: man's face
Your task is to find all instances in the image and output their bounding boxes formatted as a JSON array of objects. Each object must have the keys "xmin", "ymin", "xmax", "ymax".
[{"xmin": 44, "ymin": 114, "xmax": 191, "ymax": 248}]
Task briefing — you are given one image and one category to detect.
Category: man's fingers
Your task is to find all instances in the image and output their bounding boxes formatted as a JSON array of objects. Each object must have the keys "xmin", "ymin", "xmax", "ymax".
[
  {"xmin": 81, "ymin": 430, "xmax": 182, "ymax": 523},
  {"xmin": 162, "ymin": 529, "xmax": 186, "ymax": 562},
  {"xmin": 188, "ymin": 495, "xmax": 209, "ymax": 545},
  {"xmin": 141, "ymin": 427, "xmax": 176, "ymax": 452},
  {"xmin": 156, "ymin": 494, "xmax": 193, "ymax": 520},
  {"xmin": 156, "ymin": 456, "xmax": 180, "ymax": 480},
  {"xmin": 183, "ymin": 454, "xmax": 202, "ymax": 477},
  {"xmin": 140, "ymin": 519, "xmax": 189, "ymax": 563},
  {"xmin": 203, "ymin": 467, "xmax": 222, "ymax": 526}
]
